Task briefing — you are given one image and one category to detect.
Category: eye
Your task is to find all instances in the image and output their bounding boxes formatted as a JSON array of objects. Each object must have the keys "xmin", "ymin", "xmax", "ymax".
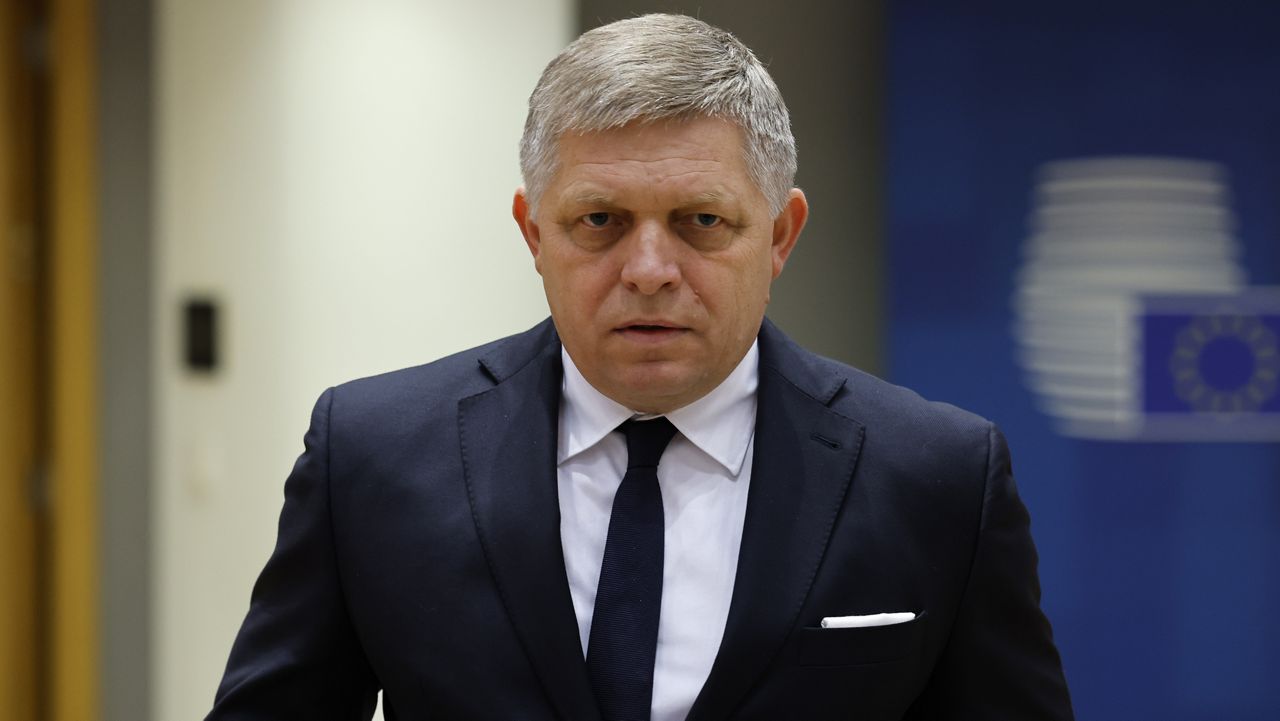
[
  {"xmin": 582, "ymin": 212, "xmax": 612, "ymax": 228},
  {"xmin": 693, "ymin": 213, "xmax": 721, "ymax": 228}
]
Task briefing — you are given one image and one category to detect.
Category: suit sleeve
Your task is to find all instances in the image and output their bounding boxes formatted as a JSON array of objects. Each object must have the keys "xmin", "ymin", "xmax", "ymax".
[
  {"xmin": 906, "ymin": 424, "xmax": 1074, "ymax": 720},
  {"xmin": 206, "ymin": 388, "xmax": 379, "ymax": 721}
]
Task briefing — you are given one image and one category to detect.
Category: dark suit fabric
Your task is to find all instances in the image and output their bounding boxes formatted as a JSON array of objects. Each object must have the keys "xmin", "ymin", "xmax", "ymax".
[{"xmin": 208, "ymin": 318, "xmax": 1073, "ymax": 721}]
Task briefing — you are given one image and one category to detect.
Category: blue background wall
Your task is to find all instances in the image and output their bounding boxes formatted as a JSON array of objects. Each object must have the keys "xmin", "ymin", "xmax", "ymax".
[{"xmin": 887, "ymin": 2, "xmax": 1280, "ymax": 718}]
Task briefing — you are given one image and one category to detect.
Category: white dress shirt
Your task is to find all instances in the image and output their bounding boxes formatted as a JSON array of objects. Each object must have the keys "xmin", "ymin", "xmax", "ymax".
[{"xmin": 557, "ymin": 343, "xmax": 758, "ymax": 721}]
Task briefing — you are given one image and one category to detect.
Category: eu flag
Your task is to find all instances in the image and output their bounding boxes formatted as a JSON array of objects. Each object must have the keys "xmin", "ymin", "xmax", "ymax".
[{"xmin": 1142, "ymin": 290, "xmax": 1280, "ymax": 439}]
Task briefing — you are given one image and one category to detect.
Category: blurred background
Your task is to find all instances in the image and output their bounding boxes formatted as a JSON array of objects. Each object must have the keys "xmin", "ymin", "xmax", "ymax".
[{"xmin": 1, "ymin": 0, "xmax": 1276, "ymax": 719}]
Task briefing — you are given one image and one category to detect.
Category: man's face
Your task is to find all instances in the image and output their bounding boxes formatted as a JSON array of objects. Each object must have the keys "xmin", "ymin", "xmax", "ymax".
[{"xmin": 513, "ymin": 116, "xmax": 807, "ymax": 413}]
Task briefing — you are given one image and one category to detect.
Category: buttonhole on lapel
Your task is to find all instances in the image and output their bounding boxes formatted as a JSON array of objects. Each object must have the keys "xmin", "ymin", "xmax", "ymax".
[{"xmin": 810, "ymin": 432, "xmax": 841, "ymax": 449}]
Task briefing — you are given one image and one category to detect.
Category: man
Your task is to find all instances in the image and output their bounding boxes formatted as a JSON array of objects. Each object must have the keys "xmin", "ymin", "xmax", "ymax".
[{"xmin": 209, "ymin": 14, "xmax": 1072, "ymax": 721}]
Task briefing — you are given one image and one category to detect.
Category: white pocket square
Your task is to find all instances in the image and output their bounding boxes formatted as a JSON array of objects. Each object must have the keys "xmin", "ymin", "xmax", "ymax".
[{"xmin": 820, "ymin": 612, "xmax": 916, "ymax": 629}]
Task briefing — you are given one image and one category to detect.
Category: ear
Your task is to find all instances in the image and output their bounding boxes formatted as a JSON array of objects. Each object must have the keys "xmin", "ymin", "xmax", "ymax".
[
  {"xmin": 769, "ymin": 188, "xmax": 808, "ymax": 278},
  {"xmin": 512, "ymin": 186, "xmax": 543, "ymax": 273}
]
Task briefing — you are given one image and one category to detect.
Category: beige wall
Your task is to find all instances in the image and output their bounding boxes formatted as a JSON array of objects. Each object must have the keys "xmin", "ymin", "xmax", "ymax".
[{"xmin": 153, "ymin": 2, "xmax": 570, "ymax": 718}]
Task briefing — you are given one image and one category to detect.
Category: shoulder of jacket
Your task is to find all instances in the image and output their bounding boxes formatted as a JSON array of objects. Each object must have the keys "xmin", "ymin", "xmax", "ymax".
[{"xmin": 326, "ymin": 318, "xmax": 558, "ymax": 416}]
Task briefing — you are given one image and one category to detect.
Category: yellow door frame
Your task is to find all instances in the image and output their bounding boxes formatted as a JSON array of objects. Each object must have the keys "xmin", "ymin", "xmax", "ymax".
[
  {"xmin": 3, "ymin": 1, "xmax": 101, "ymax": 718},
  {"xmin": 49, "ymin": 0, "xmax": 101, "ymax": 718},
  {"xmin": 0, "ymin": 1, "xmax": 43, "ymax": 718}
]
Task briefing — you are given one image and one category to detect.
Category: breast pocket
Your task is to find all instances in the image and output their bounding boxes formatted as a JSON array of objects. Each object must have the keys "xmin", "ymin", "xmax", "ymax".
[{"xmin": 797, "ymin": 612, "xmax": 926, "ymax": 667}]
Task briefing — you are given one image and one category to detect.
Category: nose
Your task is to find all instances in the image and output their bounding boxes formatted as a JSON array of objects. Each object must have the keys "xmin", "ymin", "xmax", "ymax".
[{"xmin": 619, "ymin": 220, "xmax": 682, "ymax": 295}]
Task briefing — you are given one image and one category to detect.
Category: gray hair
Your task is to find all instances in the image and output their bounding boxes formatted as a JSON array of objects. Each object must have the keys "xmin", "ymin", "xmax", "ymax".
[{"xmin": 519, "ymin": 14, "xmax": 796, "ymax": 216}]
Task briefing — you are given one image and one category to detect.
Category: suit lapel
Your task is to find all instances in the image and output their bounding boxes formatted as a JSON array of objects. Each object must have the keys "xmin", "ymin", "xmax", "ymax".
[
  {"xmin": 688, "ymin": 322, "xmax": 865, "ymax": 721},
  {"xmin": 459, "ymin": 323, "xmax": 601, "ymax": 721}
]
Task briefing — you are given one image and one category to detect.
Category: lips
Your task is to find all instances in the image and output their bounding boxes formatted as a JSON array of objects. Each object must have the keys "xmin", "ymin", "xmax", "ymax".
[
  {"xmin": 615, "ymin": 321, "xmax": 689, "ymax": 341},
  {"xmin": 617, "ymin": 320, "xmax": 685, "ymax": 331}
]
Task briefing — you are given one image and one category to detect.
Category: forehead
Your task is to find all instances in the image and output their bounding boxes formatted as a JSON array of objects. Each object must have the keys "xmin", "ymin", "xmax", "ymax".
[{"xmin": 548, "ymin": 117, "xmax": 757, "ymax": 204}]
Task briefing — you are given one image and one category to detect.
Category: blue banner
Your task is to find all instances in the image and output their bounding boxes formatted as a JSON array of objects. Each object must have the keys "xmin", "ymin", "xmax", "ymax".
[
  {"xmin": 1144, "ymin": 293, "xmax": 1280, "ymax": 415},
  {"xmin": 888, "ymin": 2, "xmax": 1280, "ymax": 718}
]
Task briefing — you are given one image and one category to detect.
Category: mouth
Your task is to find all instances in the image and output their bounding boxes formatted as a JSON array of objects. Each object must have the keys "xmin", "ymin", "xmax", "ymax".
[{"xmin": 615, "ymin": 321, "xmax": 689, "ymax": 341}]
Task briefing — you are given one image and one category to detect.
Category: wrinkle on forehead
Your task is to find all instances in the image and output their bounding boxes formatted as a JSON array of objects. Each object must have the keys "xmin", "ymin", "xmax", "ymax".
[
  {"xmin": 558, "ymin": 159, "xmax": 740, "ymax": 201},
  {"xmin": 570, "ymin": 156, "xmax": 727, "ymax": 179},
  {"xmin": 545, "ymin": 117, "xmax": 762, "ymax": 211},
  {"xmin": 560, "ymin": 180, "xmax": 740, "ymax": 210},
  {"xmin": 558, "ymin": 121, "xmax": 745, "ymax": 173}
]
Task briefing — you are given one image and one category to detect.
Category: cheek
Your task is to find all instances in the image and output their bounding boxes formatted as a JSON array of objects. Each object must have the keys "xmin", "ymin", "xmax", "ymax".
[
  {"xmin": 543, "ymin": 253, "xmax": 615, "ymax": 318},
  {"xmin": 707, "ymin": 252, "xmax": 774, "ymax": 310}
]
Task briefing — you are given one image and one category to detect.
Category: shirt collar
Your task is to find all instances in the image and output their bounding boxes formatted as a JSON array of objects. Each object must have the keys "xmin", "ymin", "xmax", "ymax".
[{"xmin": 558, "ymin": 342, "xmax": 759, "ymax": 476}]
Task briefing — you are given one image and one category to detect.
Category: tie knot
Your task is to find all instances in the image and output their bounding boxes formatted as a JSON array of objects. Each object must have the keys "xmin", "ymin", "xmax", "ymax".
[{"xmin": 619, "ymin": 417, "xmax": 678, "ymax": 469}]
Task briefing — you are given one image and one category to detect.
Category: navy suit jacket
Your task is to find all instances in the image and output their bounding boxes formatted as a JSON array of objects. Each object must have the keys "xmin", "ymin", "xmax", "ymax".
[{"xmin": 208, "ymin": 318, "xmax": 1073, "ymax": 720}]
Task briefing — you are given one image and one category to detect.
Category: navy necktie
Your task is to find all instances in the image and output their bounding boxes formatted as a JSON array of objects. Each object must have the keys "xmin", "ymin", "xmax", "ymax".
[{"xmin": 587, "ymin": 417, "xmax": 678, "ymax": 721}]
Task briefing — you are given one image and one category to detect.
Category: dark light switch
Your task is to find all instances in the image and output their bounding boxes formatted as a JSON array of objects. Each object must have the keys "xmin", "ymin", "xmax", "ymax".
[{"xmin": 184, "ymin": 298, "xmax": 218, "ymax": 372}]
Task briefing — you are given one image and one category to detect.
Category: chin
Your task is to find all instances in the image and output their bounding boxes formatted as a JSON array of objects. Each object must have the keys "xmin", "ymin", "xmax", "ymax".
[{"xmin": 613, "ymin": 365, "xmax": 703, "ymax": 411}]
